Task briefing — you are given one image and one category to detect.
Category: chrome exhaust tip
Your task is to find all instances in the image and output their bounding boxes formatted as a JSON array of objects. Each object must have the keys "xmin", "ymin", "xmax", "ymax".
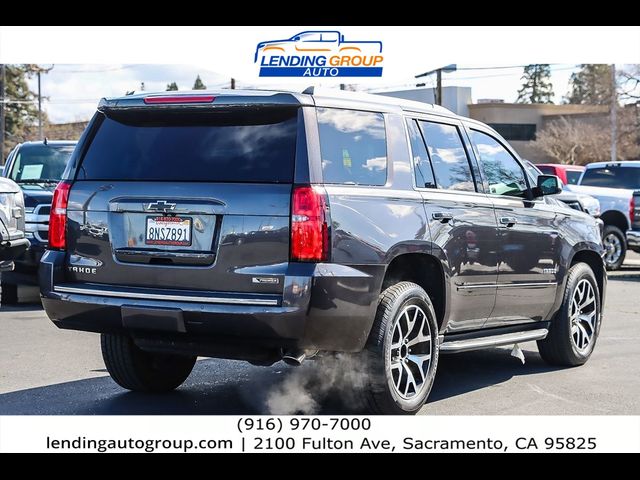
[{"xmin": 282, "ymin": 350, "xmax": 306, "ymax": 366}]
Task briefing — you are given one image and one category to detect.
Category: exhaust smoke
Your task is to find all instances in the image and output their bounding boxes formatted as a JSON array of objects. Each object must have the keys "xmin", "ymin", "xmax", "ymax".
[{"xmin": 265, "ymin": 353, "xmax": 370, "ymax": 415}]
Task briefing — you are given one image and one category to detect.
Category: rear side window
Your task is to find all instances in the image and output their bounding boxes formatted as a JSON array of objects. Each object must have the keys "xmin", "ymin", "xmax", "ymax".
[
  {"xmin": 77, "ymin": 108, "xmax": 298, "ymax": 183},
  {"xmin": 418, "ymin": 121, "xmax": 475, "ymax": 192},
  {"xmin": 581, "ymin": 166, "xmax": 640, "ymax": 189},
  {"xmin": 317, "ymin": 108, "xmax": 387, "ymax": 186}
]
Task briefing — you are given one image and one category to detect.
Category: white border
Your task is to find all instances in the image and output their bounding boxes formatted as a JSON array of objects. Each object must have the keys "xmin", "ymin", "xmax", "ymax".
[{"xmin": 1, "ymin": 416, "xmax": 639, "ymax": 453}]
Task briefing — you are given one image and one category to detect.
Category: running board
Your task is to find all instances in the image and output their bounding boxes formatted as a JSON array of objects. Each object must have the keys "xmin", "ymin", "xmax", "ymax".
[{"xmin": 440, "ymin": 328, "xmax": 548, "ymax": 353}]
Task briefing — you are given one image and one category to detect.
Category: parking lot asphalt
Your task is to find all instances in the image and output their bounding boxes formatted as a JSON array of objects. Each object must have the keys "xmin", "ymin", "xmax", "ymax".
[{"xmin": 1, "ymin": 256, "xmax": 639, "ymax": 415}]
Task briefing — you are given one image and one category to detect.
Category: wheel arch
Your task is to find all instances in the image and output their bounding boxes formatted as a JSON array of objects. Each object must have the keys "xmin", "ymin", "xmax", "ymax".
[
  {"xmin": 381, "ymin": 247, "xmax": 449, "ymax": 332},
  {"xmin": 549, "ymin": 244, "xmax": 606, "ymax": 320},
  {"xmin": 570, "ymin": 249, "xmax": 606, "ymax": 308},
  {"xmin": 600, "ymin": 210, "xmax": 629, "ymax": 232}
]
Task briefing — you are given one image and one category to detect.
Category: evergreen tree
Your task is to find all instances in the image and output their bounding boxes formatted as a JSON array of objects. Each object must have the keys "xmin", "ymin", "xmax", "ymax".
[
  {"xmin": 566, "ymin": 64, "xmax": 614, "ymax": 105},
  {"xmin": 2, "ymin": 65, "xmax": 39, "ymax": 158},
  {"xmin": 516, "ymin": 64, "xmax": 554, "ymax": 104},
  {"xmin": 192, "ymin": 75, "xmax": 206, "ymax": 90},
  {"xmin": 166, "ymin": 82, "xmax": 178, "ymax": 91}
]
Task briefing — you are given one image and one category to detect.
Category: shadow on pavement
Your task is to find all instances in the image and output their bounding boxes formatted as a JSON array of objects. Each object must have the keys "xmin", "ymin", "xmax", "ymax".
[
  {"xmin": 0, "ymin": 347, "xmax": 560, "ymax": 415},
  {"xmin": 429, "ymin": 348, "xmax": 559, "ymax": 403}
]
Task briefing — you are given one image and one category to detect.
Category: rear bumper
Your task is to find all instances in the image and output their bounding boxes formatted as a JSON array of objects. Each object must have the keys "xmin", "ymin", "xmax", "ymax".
[
  {"xmin": 627, "ymin": 229, "xmax": 640, "ymax": 251},
  {"xmin": 40, "ymin": 250, "xmax": 382, "ymax": 354}
]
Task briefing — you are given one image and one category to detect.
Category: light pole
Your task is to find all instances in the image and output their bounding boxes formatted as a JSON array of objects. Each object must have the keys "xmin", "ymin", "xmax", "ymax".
[
  {"xmin": 33, "ymin": 65, "xmax": 54, "ymax": 140},
  {"xmin": 610, "ymin": 64, "xmax": 617, "ymax": 162},
  {"xmin": 415, "ymin": 64, "xmax": 457, "ymax": 106}
]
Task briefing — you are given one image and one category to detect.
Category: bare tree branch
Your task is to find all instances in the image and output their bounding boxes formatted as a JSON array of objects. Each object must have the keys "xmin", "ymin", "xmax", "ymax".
[{"xmin": 531, "ymin": 109, "xmax": 640, "ymax": 165}]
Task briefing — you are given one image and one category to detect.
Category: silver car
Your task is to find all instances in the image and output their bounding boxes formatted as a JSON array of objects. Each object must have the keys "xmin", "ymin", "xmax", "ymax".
[{"xmin": 0, "ymin": 177, "xmax": 29, "ymax": 272}]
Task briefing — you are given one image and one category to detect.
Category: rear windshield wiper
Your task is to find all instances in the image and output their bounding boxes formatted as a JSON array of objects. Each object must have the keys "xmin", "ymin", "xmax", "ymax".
[{"xmin": 16, "ymin": 179, "xmax": 61, "ymax": 184}]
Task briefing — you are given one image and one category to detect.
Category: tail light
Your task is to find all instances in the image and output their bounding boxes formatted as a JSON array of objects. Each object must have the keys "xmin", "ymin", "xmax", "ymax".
[
  {"xmin": 290, "ymin": 185, "xmax": 329, "ymax": 262},
  {"xmin": 143, "ymin": 95, "xmax": 215, "ymax": 104},
  {"xmin": 630, "ymin": 196, "xmax": 635, "ymax": 227},
  {"xmin": 49, "ymin": 181, "xmax": 72, "ymax": 250}
]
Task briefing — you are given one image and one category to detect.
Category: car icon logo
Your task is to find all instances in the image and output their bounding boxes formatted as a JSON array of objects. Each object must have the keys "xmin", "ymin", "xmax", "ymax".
[{"xmin": 146, "ymin": 200, "xmax": 176, "ymax": 213}]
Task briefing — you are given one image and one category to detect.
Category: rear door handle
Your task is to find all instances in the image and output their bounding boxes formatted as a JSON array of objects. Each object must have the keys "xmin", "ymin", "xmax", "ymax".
[
  {"xmin": 432, "ymin": 212, "xmax": 454, "ymax": 223},
  {"xmin": 499, "ymin": 217, "xmax": 518, "ymax": 227}
]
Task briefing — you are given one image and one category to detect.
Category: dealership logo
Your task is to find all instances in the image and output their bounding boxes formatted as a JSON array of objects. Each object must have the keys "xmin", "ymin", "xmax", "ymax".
[{"xmin": 255, "ymin": 30, "xmax": 383, "ymax": 78}]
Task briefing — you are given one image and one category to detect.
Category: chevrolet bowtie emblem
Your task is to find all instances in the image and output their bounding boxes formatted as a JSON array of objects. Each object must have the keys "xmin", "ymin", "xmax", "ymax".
[{"xmin": 146, "ymin": 200, "xmax": 177, "ymax": 212}]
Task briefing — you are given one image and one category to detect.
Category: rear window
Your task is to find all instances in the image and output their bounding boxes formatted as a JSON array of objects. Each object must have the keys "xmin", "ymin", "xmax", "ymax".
[
  {"xmin": 581, "ymin": 166, "xmax": 640, "ymax": 189},
  {"xmin": 565, "ymin": 169, "xmax": 582, "ymax": 185},
  {"xmin": 317, "ymin": 108, "xmax": 387, "ymax": 186},
  {"xmin": 77, "ymin": 108, "xmax": 298, "ymax": 183},
  {"xmin": 537, "ymin": 165, "xmax": 555, "ymax": 176}
]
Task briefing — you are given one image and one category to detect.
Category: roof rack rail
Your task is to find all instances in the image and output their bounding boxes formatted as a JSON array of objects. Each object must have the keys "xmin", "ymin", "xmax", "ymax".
[{"xmin": 301, "ymin": 86, "xmax": 454, "ymax": 115}]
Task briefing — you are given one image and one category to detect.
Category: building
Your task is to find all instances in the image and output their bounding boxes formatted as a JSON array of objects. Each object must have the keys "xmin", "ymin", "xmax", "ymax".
[{"xmin": 468, "ymin": 103, "xmax": 608, "ymax": 163}]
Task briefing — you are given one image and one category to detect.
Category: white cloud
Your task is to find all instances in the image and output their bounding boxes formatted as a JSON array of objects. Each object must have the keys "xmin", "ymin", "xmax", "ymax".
[{"xmin": 362, "ymin": 156, "xmax": 386, "ymax": 171}]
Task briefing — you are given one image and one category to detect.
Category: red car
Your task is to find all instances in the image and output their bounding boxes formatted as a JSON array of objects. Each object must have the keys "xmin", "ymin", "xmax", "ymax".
[{"xmin": 536, "ymin": 164, "xmax": 585, "ymax": 185}]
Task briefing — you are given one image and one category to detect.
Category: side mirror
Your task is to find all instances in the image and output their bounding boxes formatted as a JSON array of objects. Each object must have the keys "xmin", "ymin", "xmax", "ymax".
[{"xmin": 535, "ymin": 174, "xmax": 563, "ymax": 197}]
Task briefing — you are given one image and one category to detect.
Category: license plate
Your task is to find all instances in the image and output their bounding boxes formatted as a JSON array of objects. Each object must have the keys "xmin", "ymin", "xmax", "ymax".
[{"xmin": 145, "ymin": 216, "xmax": 192, "ymax": 246}]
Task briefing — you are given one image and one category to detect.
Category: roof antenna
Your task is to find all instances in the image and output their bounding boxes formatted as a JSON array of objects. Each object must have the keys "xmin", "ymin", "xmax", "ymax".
[{"xmin": 43, "ymin": 137, "xmax": 48, "ymax": 145}]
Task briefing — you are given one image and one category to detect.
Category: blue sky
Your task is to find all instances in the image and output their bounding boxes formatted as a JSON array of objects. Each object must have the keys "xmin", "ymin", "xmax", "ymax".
[{"xmin": 30, "ymin": 63, "xmax": 583, "ymax": 123}]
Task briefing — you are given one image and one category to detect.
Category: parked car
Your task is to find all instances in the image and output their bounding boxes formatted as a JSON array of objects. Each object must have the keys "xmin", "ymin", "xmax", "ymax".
[
  {"xmin": 40, "ymin": 89, "xmax": 606, "ymax": 414},
  {"xmin": 537, "ymin": 163, "xmax": 585, "ymax": 186},
  {"xmin": 566, "ymin": 161, "xmax": 640, "ymax": 270},
  {"xmin": 2, "ymin": 140, "xmax": 76, "ymax": 303},
  {"xmin": 525, "ymin": 161, "xmax": 600, "ymax": 217},
  {"xmin": 0, "ymin": 177, "xmax": 29, "ymax": 274}
]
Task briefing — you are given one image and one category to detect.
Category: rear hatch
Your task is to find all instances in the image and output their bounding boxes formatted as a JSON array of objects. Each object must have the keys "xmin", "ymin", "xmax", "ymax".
[{"xmin": 64, "ymin": 105, "xmax": 300, "ymax": 296}]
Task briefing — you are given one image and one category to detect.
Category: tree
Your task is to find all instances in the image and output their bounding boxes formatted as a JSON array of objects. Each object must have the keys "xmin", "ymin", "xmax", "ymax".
[
  {"xmin": 516, "ymin": 64, "xmax": 554, "ymax": 104},
  {"xmin": 2, "ymin": 65, "xmax": 39, "ymax": 159},
  {"xmin": 531, "ymin": 108, "xmax": 640, "ymax": 165},
  {"xmin": 566, "ymin": 64, "xmax": 613, "ymax": 105},
  {"xmin": 192, "ymin": 75, "xmax": 206, "ymax": 90},
  {"xmin": 619, "ymin": 64, "xmax": 640, "ymax": 102},
  {"xmin": 166, "ymin": 82, "xmax": 178, "ymax": 91}
]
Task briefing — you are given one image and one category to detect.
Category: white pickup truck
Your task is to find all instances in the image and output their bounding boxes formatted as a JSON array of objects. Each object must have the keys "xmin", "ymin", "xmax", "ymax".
[
  {"xmin": 567, "ymin": 161, "xmax": 640, "ymax": 270},
  {"xmin": 0, "ymin": 177, "xmax": 29, "ymax": 272}
]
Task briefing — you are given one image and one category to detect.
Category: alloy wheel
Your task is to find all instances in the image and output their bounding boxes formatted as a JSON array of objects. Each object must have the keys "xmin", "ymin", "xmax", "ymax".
[
  {"xmin": 570, "ymin": 279, "xmax": 598, "ymax": 353},
  {"xmin": 388, "ymin": 304, "xmax": 432, "ymax": 399},
  {"xmin": 603, "ymin": 232, "xmax": 622, "ymax": 266}
]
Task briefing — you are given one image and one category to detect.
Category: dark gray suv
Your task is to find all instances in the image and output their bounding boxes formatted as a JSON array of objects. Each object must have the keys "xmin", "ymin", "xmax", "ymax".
[{"xmin": 40, "ymin": 88, "xmax": 606, "ymax": 414}]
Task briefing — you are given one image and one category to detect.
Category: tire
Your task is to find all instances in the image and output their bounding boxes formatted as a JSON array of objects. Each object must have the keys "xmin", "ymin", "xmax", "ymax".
[
  {"xmin": 101, "ymin": 333, "xmax": 196, "ymax": 392},
  {"xmin": 537, "ymin": 262, "xmax": 601, "ymax": 366},
  {"xmin": 602, "ymin": 225, "xmax": 626, "ymax": 271},
  {"xmin": 0, "ymin": 281, "xmax": 19, "ymax": 305},
  {"xmin": 360, "ymin": 282, "xmax": 439, "ymax": 414}
]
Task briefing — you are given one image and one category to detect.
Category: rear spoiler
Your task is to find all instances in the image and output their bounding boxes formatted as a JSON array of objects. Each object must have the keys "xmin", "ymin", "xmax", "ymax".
[{"xmin": 98, "ymin": 92, "xmax": 309, "ymax": 112}]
